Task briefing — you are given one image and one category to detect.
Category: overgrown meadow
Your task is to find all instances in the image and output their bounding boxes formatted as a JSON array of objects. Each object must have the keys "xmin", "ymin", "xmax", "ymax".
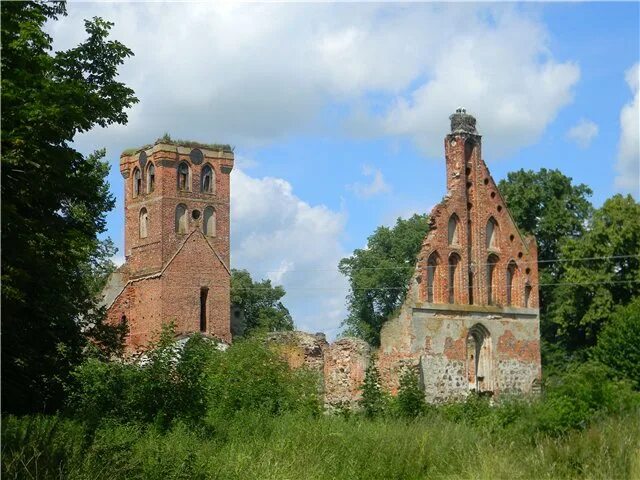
[{"xmin": 3, "ymin": 329, "xmax": 639, "ymax": 480}]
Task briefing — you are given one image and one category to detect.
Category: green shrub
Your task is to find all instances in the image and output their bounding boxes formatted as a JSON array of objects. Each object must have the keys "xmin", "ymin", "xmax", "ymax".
[
  {"xmin": 532, "ymin": 361, "xmax": 640, "ymax": 435},
  {"xmin": 395, "ymin": 366, "xmax": 426, "ymax": 418},
  {"xmin": 439, "ymin": 393, "xmax": 494, "ymax": 426},
  {"xmin": 205, "ymin": 337, "xmax": 320, "ymax": 419},
  {"xmin": 68, "ymin": 326, "xmax": 217, "ymax": 429},
  {"xmin": 359, "ymin": 358, "xmax": 386, "ymax": 418}
]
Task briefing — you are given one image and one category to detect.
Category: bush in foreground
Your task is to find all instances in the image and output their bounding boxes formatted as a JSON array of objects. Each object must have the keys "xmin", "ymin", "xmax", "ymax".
[{"xmin": 67, "ymin": 329, "xmax": 320, "ymax": 430}]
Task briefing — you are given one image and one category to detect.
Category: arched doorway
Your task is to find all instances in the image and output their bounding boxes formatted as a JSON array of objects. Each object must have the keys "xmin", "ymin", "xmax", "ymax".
[{"xmin": 466, "ymin": 324, "xmax": 492, "ymax": 394}]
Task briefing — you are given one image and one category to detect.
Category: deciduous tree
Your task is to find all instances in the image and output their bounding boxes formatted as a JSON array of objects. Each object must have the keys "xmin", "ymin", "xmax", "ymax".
[
  {"xmin": 231, "ymin": 269, "xmax": 293, "ymax": 335},
  {"xmin": 339, "ymin": 214, "xmax": 430, "ymax": 345},
  {"xmin": 1, "ymin": 1, "xmax": 137, "ymax": 413},
  {"xmin": 548, "ymin": 194, "xmax": 640, "ymax": 350}
]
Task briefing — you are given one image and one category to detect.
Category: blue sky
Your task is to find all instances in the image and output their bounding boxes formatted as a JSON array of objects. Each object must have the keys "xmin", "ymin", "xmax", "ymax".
[{"xmin": 50, "ymin": 2, "xmax": 639, "ymax": 336}]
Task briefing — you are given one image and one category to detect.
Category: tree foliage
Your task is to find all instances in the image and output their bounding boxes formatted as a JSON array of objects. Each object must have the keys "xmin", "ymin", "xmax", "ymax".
[
  {"xmin": 592, "ymin": 297, "xmax": 640, "ymax": 389},
  {"xmin": 1, "ymin": 1, "xmax": 138, "ymax": 413},
  {"xmin": 231, "ymin": 269, "xmax": 293, "ymax": 335},
  {"xmin": 498, "ymin": 168, "xmax": 594, "ymax": 264},
  {"xmin": 498, "ymin": 169, "xmax": 595, "ymax": 348},
  {"xmin": 549, "ymin": 195, "xmax": 640, "ymax": 350},
  {"xmin": 339, "ymin": 214, "xmax": 430, "ymax": 345}
]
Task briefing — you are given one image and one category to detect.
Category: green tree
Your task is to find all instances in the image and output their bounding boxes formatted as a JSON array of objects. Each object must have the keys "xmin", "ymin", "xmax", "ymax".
[
  {"xmin": 498, "ymin": 168, "xmax": 594, "ymax": 264},
  {"xmin": 231, "ymin": 269, "xmax": 293, "ymax": 335},
  {"xmin": 339, "ymin": 214, "xmax": 430, "ymax": 345},
  {"xmin": 549, "ymin": 195, "xmax": 640, "ymax": 351},
  {"xmin": 592, "ymin": 297, "xmax": 640, "ymax": 389},
  {"xmin": 1, "ymin": 1, "xmax": 138, "ymax": 413},
  {"xmin": 498, "ymin": 169, "xmax": 594, "ymax": 349}
]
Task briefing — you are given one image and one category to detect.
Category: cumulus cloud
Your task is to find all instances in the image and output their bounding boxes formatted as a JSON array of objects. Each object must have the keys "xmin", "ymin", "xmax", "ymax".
[
  {"xmin": 50, "ymin": 3, "xmax": 579, "ymax": 157},
  {"xmin": 566, "ymin": 118, "xmax": 599, "ymax": 149},
  {"xmin": 347, "ymin": 165, "xmax": 391, "ymax": 198},
  {"xmin": 371, "ymin": 9, "xmax": 580, "ymax": 157},
  {"xmin": 616, "ymin": 63, "xmax": 640, "ymax": 195},
  {"xmin": 231, "ymin": 169, "xmax": 348, "ymax": 334}
]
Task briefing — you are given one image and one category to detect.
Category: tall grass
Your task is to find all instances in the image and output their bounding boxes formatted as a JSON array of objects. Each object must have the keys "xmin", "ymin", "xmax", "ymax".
[
  {"xmin": 4, "ymin": 336, "xmax": 639, "ymax": 479},
  {"xmin": 3, "ymin": 411, "xmax": 639, "ymax": 480}
]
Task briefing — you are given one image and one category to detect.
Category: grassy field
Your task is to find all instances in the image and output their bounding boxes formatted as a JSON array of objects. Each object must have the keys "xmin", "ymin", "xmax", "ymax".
[{"xmin": 3, "ymin": 411, "xmax": 640, "ymax": 480}]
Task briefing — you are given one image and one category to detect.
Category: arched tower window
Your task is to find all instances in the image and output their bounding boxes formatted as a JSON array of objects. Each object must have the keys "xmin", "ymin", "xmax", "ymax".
[
  {"xmin": 133, "ymin": 168, "xmax": 142, "ymax": 198},
  {"xmin": 486, "ymin": 217, "xmax": 499, "ymax": 250},
  {"xmin": 448, "ymin": 213, "xmax": 460, "ymax": 245},
  {"xmin": 177, "ymin": 162, "xmax": 190, "ymax": 191},
  {"xmin": 506, "ymin": 261, "xmax": 518, "ymax": 306},
  {"xmin": 426, "ymin": 252, "xmax": 440, "ymax": 303},
  {"xmin": 201, "ymin": 165, "xmax": 215, "ymax": 193},
  {"xmin": 466, "ymin": 324, "xmax": 492, "ymax": 394},
  {"xmin": 146, "ymin": 163, "xmax": 155, "ymax": 193},
  {"xmin": 203, "ymin": 206, "xmax": 216, "ymax": 237},
  {"xmin": 487, "ymin": 254, "xmax": 499, "ymax": 305},
  {"xmin": 139, "ymin": 207, "xmax": 149, "ymax": 239},
  {"xmin": 175, "ymin": 204, "xmax": 188, "ymax": 234},
  {"xmin": 524, "ymin": 283, "xmax": 532, "ymax": 308},
  {"xmin": 448, "ymin": 253, "xmax": 461, "ymax": 304}
]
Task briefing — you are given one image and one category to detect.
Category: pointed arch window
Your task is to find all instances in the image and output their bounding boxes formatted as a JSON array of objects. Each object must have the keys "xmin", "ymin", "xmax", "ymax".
[
  {"xmin": 178, "ymin": 162, "xmax": 190, "ymax": 191},
  {"xmin": 486, "ymin": 217, "xmax": 499, "ymax": 250},
  {"xmin": 203, "ymin": 206, "xmax": 216, "ymax": 237},
  {"xmin": 139, "ymin": 207, "xmax": 149, "ymax": 239},
  {"xmin": 133, "ymin": 168, "xmax": 142, "ymax": 197},
  {"xmin": 448, "ymin": 253, "xmax": 461, "ymax": 304},
  {"xmin": 426, "ymin": 252, "xmax": 440, "ymax": 303},
  {"xmin": 506, "ymin": 261, "xmax": 518, "ymax": 306},
  {"xmin": 175, "ymin": 204, "xmax": 188, "ymax": 234},
  {"xmin": 146, "ymin": 163, "xmax": 155, "ymax": 193},
  {"xmin": 487, "ymin": 254, "xmax": 499, "ymax": 305},
  {"xmin": 524, "ymin": 284, "xmax": 532, "ymax": 308},
  {"xmin": 448, "ymin": 213, "xmax": 460, "ymax": 245},
  {"xmin": 201, "ymin": 165, "xmax": 215, "ymax": 193}
]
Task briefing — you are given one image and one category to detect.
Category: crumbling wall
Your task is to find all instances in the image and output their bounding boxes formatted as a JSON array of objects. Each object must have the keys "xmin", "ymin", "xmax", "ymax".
[
  {"xmin": 323, "ymin": 338, "xmax": 370, "ymax": 409},
  {"xmin": 265, "ymin": 332, "xmax": 371, "ymax": 408},
  {"xmin": 265, "ymin": 331, "xmax": 327, "ymax": 374}
]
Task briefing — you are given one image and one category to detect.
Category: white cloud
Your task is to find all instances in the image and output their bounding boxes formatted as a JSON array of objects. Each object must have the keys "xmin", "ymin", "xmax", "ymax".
[
  {"xmin": 566, "ymin": 118, "xmax": 599, "ymax": 149},
  {"xmin": 371, "ymin": 9, "xmax": 580, "ymax": 157},
  {"xmin": 616, "ymin": 63, "xmax": 640, "ymax": 195},
  {"xmin": 231, "ymin": 169, "xmax": 348, "ymax": 335},
  {"xmin": 50, "ymin": 3, "xmax": 579, "ymax": 157},
  {"xmin": 347, "ymin": 165, "xmax": 391, "ymax": 198}
]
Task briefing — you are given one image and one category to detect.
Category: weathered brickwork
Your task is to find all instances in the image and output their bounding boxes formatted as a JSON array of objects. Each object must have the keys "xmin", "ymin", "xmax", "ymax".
[
  {"xmin": 103, "ymin": 142, "xmax": 234, "ymax": 352},
  {"xmin": 265, "ymin": 332, "xmax": 371, "ymax": 408},
  {"xmin": 378, "ymin": 109, "xmax": 542, "ymax": 401}
]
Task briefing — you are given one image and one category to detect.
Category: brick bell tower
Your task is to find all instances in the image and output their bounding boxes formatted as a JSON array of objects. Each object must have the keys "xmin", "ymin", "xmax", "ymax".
[{"xmin": 103, "ymin": 139, "xmax": 234, "ymax": 351}]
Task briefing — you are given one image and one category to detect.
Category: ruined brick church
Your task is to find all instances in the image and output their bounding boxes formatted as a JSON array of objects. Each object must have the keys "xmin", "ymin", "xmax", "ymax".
[
  {"xmin": 376, "ymin": 109, "xmax": 541, "ymax": 401},
  {"xmin": 104, "ymin": 109, "xmax": 541, "ymax": 403}
]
